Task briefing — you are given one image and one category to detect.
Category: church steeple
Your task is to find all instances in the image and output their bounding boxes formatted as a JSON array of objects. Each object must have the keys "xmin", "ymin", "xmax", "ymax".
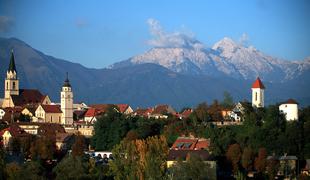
[
  {"xmin": 8, "ymin": 49, "xmax": 17, "ymax": 73},
  {"xmin": 63, "ymin": 72, "xmax": 71, "ymax": 87}
]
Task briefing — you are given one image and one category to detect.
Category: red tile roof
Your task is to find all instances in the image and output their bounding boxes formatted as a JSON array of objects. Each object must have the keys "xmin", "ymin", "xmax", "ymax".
[
  {"xmin": 282, "ymin": 99, "xmax": 298, "ymax": 104},
  {"xmin": 117, "ymin": 104, "xmax": 129, "ymax": 113},
  {"xmin": 84, "ymin": 108, "xmax": 101, "ymax": 117},
  {"xmin": 134, "ymin": 108, "xmax": 153, "ymax": 117},
  {"xmin": 167, "ymin": 150, "xmax": 209, "ymax": 161},
  {"xmin": 171, "ymin": 137, "xmax": 210, "ymax": 150},
  {"xmin": 41, "ymin": 105, "xmax": 62, "ymax": 113},
  {"xmin": 252, "ymin": 77, "xmax": 265, "ymax": 89},
  {"xmin": 181, "ymin": 109, "xmax": 193, "ymax": 118},
  {"xmin": 11, "ymin": 89, "xmax": 46, "ymax": 106},
  {"xmin": 89, "ymin": 104, "xmax": 112, "ymax": 113}
]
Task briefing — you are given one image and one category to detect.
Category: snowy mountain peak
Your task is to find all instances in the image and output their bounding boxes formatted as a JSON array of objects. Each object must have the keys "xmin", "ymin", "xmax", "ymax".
[{"xmin": 212, "ymin": 37, "xmax": 238, "ymax": 50}]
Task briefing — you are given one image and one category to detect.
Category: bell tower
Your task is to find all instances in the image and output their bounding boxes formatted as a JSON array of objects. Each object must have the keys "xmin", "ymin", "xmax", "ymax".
[
  {"xmin": 60, "ymin": 73, "xmax": 73, "ymax": 125},
  {"xmin": 3, "ymin": 50, "xmax": 19, "ymax": 107},
  {"xmin": 251, "ymin": 77, "xmax": 265, "ymax": 108}
]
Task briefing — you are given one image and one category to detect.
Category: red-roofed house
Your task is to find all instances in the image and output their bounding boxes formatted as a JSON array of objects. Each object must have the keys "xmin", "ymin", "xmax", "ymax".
[
  {"xmin": 177, "ymin": 109, "xmax": 193, "ymax": 119},
  {"xmin": 151, "ymin": 105, "xmax": 176, "ymax": 119},
  {"xmin": 116, "ymin": 104, "xmax": 133, "ymax": 114},
  {"xmin": 35, "ymin": 104, "xmax": 62, "ymax": 124},
  {"xmin": 84, "ymin": 108, "xmax": 102, "ymax": 123},
  {"xmin": 133, "ymin": 108, "xmax": 154, "ymax": 118},
  {"xmin": 171, "ymin": 136, "xmax": 210, "ymax": 150}
]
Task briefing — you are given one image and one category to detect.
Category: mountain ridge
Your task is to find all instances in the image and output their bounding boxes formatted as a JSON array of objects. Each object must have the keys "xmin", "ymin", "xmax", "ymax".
[{"xmin": 0, "ymin": 37, "xmax": 309, "ymax": 109}]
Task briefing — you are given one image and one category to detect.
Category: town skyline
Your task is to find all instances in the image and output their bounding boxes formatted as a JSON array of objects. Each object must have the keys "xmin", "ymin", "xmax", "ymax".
[{"xmin": 0, "ymin": 0, "xmax": 310, "ymax": 68}]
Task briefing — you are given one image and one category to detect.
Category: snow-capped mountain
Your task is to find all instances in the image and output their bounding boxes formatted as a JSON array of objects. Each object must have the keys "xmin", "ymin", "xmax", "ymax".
[{"xmin": 111, "ymin": 37, "xmax": 310, "ymax": 82}]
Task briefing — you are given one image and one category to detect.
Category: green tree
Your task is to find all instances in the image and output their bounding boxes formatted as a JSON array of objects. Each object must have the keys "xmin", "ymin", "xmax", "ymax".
[
  {"xmin": 169, "ymin": 154, "xmax": 216, "ymax": 180},
  {"xmin": 221, "ymin": 91, "xmax": 234, "ymax": 108},
  {"xmin": 53, "ymin": 156, "xmax": 89, "ymax": 180}
]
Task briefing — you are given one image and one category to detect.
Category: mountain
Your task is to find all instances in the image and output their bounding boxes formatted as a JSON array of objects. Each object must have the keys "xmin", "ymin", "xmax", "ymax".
[
  {"xmin": 0, "ymin": 37, "xmax": 309, "ymax": 110},
  {"xmin": 111, "ymin": 37, "xmax": 310, "ymax": 82}
]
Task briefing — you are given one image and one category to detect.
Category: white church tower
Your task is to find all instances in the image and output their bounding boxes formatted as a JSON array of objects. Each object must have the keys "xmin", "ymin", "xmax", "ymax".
[
  {"xmin": 3, "ymin": 50, "xmax": 19, "ymax": 108},
  {"xmin": 251, "ymin": 77, "xmax": 265, "ymax": 108},
  {"xmin": 61, "ymin": 73, "xmax": 73, "ymax": 125}
]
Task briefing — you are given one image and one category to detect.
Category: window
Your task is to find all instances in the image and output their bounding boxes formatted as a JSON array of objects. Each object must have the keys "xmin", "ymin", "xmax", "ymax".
[
  {"xmin": 50, "ymin": 116, "xmax": 52, "ymax": 122},
  {"xmin": 255, "ymin": 92, "xmax": 257, "ymax": 101},
  {"xmin": 12, "ymin": 82, "xmax": 16, "ymax": 90},
  {"xmin": 6, "ymin": 82, "xmax": 8, "ymax": 90}
]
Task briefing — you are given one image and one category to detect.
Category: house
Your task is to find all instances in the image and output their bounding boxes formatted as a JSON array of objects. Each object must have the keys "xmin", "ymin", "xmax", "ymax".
[
  {"xmin": 0, "ymin": 124, "xmax": 30, "ymax": 148},
  {"xmin": 84, "ymin": 108, "xmax": 102, "ymax": 124},
  {"xmin": 230, "ymin": 102, "xmax": 251, "ymax": 122},
  {"xmin": 133, "ymin": 108, "xmax": 153, "ymax": 118},
  {"xmin": 1, "ymin": 107, "xmax": 23, "ymax": 123},
  {"xmin": 177, "ymin": 109, "xmax": 193, "ymax": 119},
  {"xmin": 267, "ymin": 155, "xmax": 298, "ymax": 178},
  {"xmin": 35, "ymin": 104, "xmax": 62, "ymax": 124},
  {"xmin": 73, "ymin": 102, "xmax": 88, "ymax": 111},
  {"xmin": 37, "ymin": 123, "xmax": 66, "ymax": 138},
  {"xmin": 16, "ymin": 122, "xmax": 41, "ymax": 135},
  {"xmin": 21, "ymin": 105, "xmax": 38, "ymax": 120},
  {"xmin": 116, "ymin": 104, "xmax": 133, "ymax": 114},
  {"xmin": 221, "ymin": 109, "xmax": 232, "ymax": 120},
  {"xmin": 171, "ymin": 136, "xmax": 210, "ymax": 150},
  {"xmin": 73, "ymin": 110, "xmax": 87, "ymax": 121},
  {"xmin": 150, "ymin": 104, "xmax": 176, "ymax": 119},
  {"xmin": 279, "ymin": 99, "xmax": 299, "ymax": 121},
  {"xmin": 77, "ymin": 125, "xmax": 94, "ymax": 137}
]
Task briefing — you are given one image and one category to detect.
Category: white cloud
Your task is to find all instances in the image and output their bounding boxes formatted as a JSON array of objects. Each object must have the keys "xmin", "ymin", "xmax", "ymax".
[
  {"xmin": 146, "ymin": 18, "xmax": 204, "ymax": 49},
  {"xmin": 0, "ymin": 16, "xmax": 14, "ymax": 32},
  {"xmin": 239, "ymin": 33, "xmax": 250, "ymax": 46}
]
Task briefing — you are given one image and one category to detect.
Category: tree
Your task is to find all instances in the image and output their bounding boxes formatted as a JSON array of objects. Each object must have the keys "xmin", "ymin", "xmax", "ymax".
[
  {"xmin": 266, "ymin": 157, "xmax": 279, "ymax": 180},
  {"xmin": 0, "ymin": 146, "xmax": 5, "ymax": 180},
  {"xmin": 221, "ymin": 91, "xmax": 234, "ymax": 108},
  {"xmin": 191, "ymin": 102, "xmax": 210, "ymax": 126},
  {"xmin": 226, "ymin": 143, "xmax": 242, "ymax": 174},
  {"xmin": 241, "ymin": 147, "xmax": 254, "ymax": 172},
  {"xmin": 208, "ymin": 100, "xmax": 224, "ymax": 122},
  {"xmin": 53, "ymin": 156, "xmax": 89, "ymax": 180},
  {"xmin": 109, "ymin": 136, "xmax": 168, "ymax": 180},
  {"xmin": 169, "ymin": 154, "xmax": 216, "ymax": 180},
  {"xmin": 30, "ymin": 136, "xmax": 55, "ymax": 161},
  {"xmin": 254, "ymin": 148, "xmax": 267, "ymax": 173},
  {"xmin": 5, "ymin": 162, "xmax": 22, "ymax": 180},
  {"xmin": 71, "ymin": 134, "xmax": 85, "ymax": 157}
]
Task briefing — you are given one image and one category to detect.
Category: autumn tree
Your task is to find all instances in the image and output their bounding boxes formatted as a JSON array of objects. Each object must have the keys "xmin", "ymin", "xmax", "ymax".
[
  {"xmin": 254, "ymin": 148, "xmax": 267, "ymax": 173},
  {"xmin": 226, "ymin": 143, "xmax": 242, "ymax": 174},
  {"xmin": 109, "ymin": 135, "xmax": 168, "ymax": 180},
  {"xmin": 221, "ymin": 91, "xmax": 234, "ymax": 108},
  {"xmin": 208, "ymin": 100, "xmax": 224, "ymax": 122},
  {"xmin": 30, "ymin": 136, "xmax": 55, "ymax": 161},
  {"xmin": 71, "ymin": 134, "xmax": 86, "ymax": 157},
  {"xmin": 241, "ymin": 147, "xmax": 254, "ymax": 172}
]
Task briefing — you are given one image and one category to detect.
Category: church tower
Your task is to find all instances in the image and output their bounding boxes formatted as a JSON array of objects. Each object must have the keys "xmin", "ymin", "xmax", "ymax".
[
  {"xmin": 60, "ymin": 73, "xmax": 73, "ymax": 125},
  {"xmin": 4, "ymin": 50, "xmax": 19, "ymax": 107},
  {"xmin": 251, "ymin": 77, "xmax": 265, "ymax": 108}
]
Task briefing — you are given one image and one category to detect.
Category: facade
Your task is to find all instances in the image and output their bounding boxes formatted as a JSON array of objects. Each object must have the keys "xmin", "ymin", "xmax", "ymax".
[
  {"xmin": 60, "ymin": 74, "xmax": 74, "ymax": 125},
  {"xmin": 279, "ymin": 99, "xmax": 299, "ymax": 121},
  {"xmin": 35, "ymin": 104, "xmax": 62, "ymax": 123},
  {"xmin": 251, "ymin": 77, "xmax": 265, "ymax": 108},
  {"xmin": 116, "ymin": 104, "xmax": 133, "ymax": 114}
]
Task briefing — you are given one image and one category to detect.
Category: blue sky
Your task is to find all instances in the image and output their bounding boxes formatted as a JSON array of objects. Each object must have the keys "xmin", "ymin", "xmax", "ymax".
[{"xmin": 0, "ymin": 0, "xmax": 309, "ymax": 68}]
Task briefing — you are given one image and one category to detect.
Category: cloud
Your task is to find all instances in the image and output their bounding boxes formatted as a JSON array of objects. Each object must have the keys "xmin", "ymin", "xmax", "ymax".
[
  {"xmin": 239, "ymin": 33, "xmax": 250, "ymax": 46},
  {"xmin": 0, "ymin": 16, "xmax": 14, "ymax": 32},
  {"xmin": 146, "ymin": 18, "xmax": 204, "ymax": 49},
  {"xmin": 75, "ymin": 18, "xmax": 88, "ymax": 28}
]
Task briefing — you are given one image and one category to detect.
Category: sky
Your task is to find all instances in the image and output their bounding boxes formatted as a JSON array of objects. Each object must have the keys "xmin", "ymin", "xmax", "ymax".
[{"xmin": 0, "ymin": 0, "xmax": 309, "ymax": 68}]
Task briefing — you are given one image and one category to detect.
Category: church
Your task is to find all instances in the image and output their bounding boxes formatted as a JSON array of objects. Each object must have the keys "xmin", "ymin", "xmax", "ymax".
[{"xmin": 1, "ymin": 50, "xmax": 73, "ymax": 125}]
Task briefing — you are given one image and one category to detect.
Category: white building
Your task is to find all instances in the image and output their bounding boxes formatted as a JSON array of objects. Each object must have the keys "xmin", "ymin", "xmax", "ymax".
[
  {"xmin": 251, "ymin": 77, "xmax": 265, "ymax": 108},
  {"xmin": 279, "ymin": 99, "xmax": 298, "ymax": 121},
  {"xmin": 60, "ymin": 73, "xmax": 74, "ymax": 125}
]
